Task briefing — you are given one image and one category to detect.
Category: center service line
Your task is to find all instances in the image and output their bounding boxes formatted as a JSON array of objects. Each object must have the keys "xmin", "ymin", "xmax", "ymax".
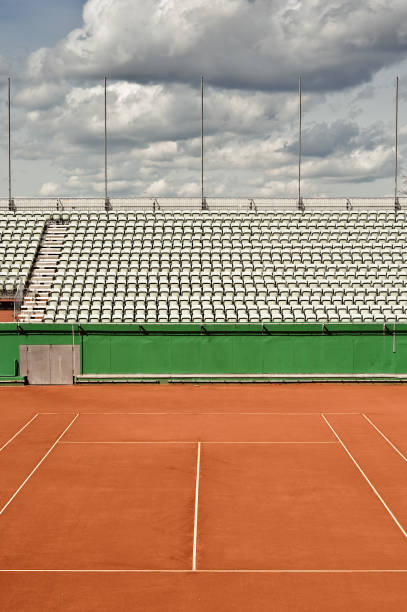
[{"xmin": 192, "ymin": 441, "xmax": 201, "ymax": 571}]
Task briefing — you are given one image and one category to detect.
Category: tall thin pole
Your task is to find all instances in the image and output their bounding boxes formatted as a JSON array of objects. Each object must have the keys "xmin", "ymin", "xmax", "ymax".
[
  {"xmin": 8, "ymin": 77, "xmax": 12, "ymax": 207},
  {"xmin": 395, "ymin": 75, "xmax": 399, "ymax": 205},
  {"xmin": 201, "ymin": 76, "xmax": 204, "ymax": 206},
  {"xmin": 104, "ymin": 76, "xmax": 108, "ymax": 204},
  {"xmin": 298, "ymin": 75, "xmax": 302, "ymax": 206}
]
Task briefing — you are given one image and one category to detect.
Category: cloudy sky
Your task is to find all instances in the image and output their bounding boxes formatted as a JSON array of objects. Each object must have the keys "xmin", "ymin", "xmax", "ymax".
[{"xmin": 1, "ymin": 0, "xmax": 407, "ymax": 198}]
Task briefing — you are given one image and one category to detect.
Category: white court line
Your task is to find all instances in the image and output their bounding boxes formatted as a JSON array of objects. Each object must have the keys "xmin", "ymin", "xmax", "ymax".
[
  {"xmin": 0, "ymin": 569, "xmax": 407, "ymax": 573},
  {"xmin": 0, "ymin": 414, "xmax": 79, "ymax": 517},
  {"xmin": 60, "ymin": 441, "xmax": 196, "ymax": 445},
  {"xmin": 41, "ymin": 412, "xmax": 362, "ymax": 416},
  {"xmin": 192, "ymin": 442, "xmax": 201, "ymax": 571},
  {"xmin": 59, "ymin": 441, "xmax": 337, "ymax": 445},
  {"xmin": 0, "ymin": 414, "xmax": 38, "ymax": 452},
  {"xmin": 362, "ymin": 414, "xmax": 407, "ymax": 463},
  {"xmin": 321, "ymin": 415, "xmax": 407, "ymax": 539},
  {"xmin": 40, "ymin": 413, "xmax": 79, "ymax": 416}
]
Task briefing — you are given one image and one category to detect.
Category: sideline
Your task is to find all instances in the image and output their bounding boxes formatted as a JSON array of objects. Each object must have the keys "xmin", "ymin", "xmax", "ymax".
[
  {"xmin": 321, "ymin": 414, "xmax": 407, "ymax": 539},
  {"xmin": 0, "ymin": 414, "xmax": 38, "ymax": 452},
  {"xmin": 0, "ymin": 414, "xmax": 79, "ymax": 516}
]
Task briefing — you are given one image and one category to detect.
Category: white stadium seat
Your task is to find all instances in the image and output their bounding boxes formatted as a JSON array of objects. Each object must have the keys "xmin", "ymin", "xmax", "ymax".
[{"xmin": 1, "ymin": 209, "xmax": 407, "ymax": 323}]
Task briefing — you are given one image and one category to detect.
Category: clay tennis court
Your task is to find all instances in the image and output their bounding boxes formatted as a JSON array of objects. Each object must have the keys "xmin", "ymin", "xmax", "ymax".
[{"xmin": 1, "ymin": 384, "xmax": 407, "ymax": 611}]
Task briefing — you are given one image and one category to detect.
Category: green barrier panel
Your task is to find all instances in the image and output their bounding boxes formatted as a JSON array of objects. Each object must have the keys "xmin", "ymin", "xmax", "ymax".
[
  {"xmin": 0, "ymin": 323, "xmax": 406, "ymax": 378},
  {"xmin": 0, "ymin": 323, "xmax": 81, "ymax": 377},
  {"xmin": 0, "ymin": 328, "xmax": 19, "ymax": 376},
  {"xmin": 79, "ymin": 324, "xmax": 404, "ymax": 376}
]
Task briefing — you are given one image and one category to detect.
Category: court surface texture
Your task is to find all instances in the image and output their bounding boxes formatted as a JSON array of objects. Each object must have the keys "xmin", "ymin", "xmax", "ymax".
[{"xmin": 1, "ymin": 383, "xmax": 407, "ymax": 611}]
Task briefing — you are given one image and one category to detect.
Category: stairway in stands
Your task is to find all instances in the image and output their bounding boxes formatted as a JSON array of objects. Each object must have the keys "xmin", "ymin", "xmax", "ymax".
[{"xmin": 18, "ymin": 223, "xmax": 67, "ymax": 323}]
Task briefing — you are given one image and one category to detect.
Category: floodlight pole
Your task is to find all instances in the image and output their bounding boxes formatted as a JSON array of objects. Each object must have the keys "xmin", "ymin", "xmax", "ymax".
[
  {"xmin": 104, "ymin": 76, "xmax": 110, "ymax": 210},
  {"xmin": 395, "ymin": 76, "xmax": 399, "ymax": 210},
  {"xmin": 8, "ymin": 77, "xmax": 12, "ymax": 210},
  {"xmin": 298, "ymin": 75, "xmax": 303, "ymax": 210},
  {"xmin": 201, "ymin": 75, "xmax": 205, "ymax": 209}
]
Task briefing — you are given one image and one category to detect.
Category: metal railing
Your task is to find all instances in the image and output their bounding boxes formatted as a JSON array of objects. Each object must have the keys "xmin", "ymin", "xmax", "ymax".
[
  {"xmin": 0, "ymin": 277, "xmax": 18, "ymax": 298},
  {"xmin": 1, "ymin": 197, "xmax": 407, "ymax": 212},
  {"xmin": 13, "ymin": 278, "xmax": 24, "ymax": 322},
  {"xmin": 0, "ymin": 277, "xmax": 24, "ymax": 321}
]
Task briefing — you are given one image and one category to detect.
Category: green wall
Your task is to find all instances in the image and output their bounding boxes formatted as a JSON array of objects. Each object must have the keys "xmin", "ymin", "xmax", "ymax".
[
  {"xmin": 0, "ymin": 322, "xmax": 406, "ymax": 378},
  {"xmin": 0, "ymin": 324, "xmax": 81, "ymax": 377}
]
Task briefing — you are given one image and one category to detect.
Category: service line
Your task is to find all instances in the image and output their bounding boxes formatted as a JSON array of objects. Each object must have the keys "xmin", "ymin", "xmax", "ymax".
[
  {"xmin": 42, "ymin": 411, "xmax": 362, "ymax": 416},
  {"xmin": 59, "ymin": 441, "xmax": 337, "ymax": 445},
  {"xmin": 321, "ymin": 414, "xmax": 407, "ymax": 539},
  {"xmin": 1, "ymin": 569, "xmax": 407, "ymax": 573},
  {"xmin": 0, "ymin": 414, "xmax": 39, "ymax": 452},
  {"xmin": 0, "ymin": 414, "xmax": 79, "ymax": 516}
]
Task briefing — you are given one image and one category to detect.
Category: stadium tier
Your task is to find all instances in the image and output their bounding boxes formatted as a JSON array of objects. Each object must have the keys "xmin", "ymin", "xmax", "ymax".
[
  {"xmin": 0, "ymin": 213, "xmax": 46, "ymax": 295},
  {"xmin": 1, "ymin": 208, "xmax": 407, "ymax": 324}
]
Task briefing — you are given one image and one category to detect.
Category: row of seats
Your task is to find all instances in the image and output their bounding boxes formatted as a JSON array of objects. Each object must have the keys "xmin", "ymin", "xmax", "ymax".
[
  {"xmin": 43, "ymin": 211, "xmax": 407, "ymax": 323},
  {"xmin": 1, "ymin": 211, "xmax": 407, "ymax": 323},
  {"xmin": 0, "ymin": 216, "xmax": 45, "ymax": 294},
  {"xmin": 1, "ymin": 209, "xmax": 404, "ymax": 216}
]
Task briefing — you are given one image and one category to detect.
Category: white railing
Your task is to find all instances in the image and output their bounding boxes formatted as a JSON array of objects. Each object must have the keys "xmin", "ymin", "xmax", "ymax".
[{"xmin": 0, "ymin": 197, "xmax": 407, "ymax": 212}]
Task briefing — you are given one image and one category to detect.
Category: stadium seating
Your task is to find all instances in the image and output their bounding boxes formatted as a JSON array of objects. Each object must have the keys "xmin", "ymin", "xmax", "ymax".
[
  {"xmin": 2, "ymin": 209, "xmax": 407, "ymax": 323},
  {"xmin": 0, "ymin": 213, "xmax": 46, "ymax": 296}
]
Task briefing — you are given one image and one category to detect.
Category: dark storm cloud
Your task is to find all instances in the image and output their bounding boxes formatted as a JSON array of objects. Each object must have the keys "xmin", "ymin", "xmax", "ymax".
[
  {"xmin": 284, "ymin": 120, "xmax": 360, "ymax": 157},
  {"xmin": 26, "ymin": 0, "xmax": 407, "ymax": 94},
  {"xmin": 283, "ymin": 119, "xmax": 392, "ymax": 158}
]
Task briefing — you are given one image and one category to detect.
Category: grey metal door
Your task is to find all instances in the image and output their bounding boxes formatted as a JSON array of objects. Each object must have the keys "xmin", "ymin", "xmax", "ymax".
[
  {"xmin": 24, "ymin": 345, "xmax": 51, "ymax": 384},
  {"xmin": 19, "ymin": 345, "xmax": 80, "ymax": 385},
  {"xmin": 50, "ymin": 345, "xmax": 78, "ymax": 384}
]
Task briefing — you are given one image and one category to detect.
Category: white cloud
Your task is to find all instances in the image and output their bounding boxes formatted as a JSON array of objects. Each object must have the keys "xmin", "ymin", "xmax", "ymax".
[
  {"xmin": 15, "ymin": 82, "xmax": 68, "ymax": 110},
  {"xmin": 40, "ymin": 182, "xmax": 60, "ymax": 195},
  {"xmin": 1, "ymin": 0, "xmax": 407, "ymax": 198},
  {"xmin": 145, "ymin": 178, "xmax": 168, "ymax": 195},
  {"xmin": 178, "ymin": 181, "xmax": 201, "ymax": 196},
  {"xmin": 25, "ymin": 0, "xmax": 407, "ymax": 92}
]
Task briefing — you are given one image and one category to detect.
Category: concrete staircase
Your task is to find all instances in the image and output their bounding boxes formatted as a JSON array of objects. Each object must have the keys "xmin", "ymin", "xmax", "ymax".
[{"xmin": 18, "ymin": 223, "xmax": 67, "ymax": 323}]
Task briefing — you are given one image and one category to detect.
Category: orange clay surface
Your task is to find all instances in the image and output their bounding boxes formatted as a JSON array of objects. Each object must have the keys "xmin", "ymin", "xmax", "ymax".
[
  {"xmin": 0, "ymin": 383, "xmax": 407, "ymax": 611},
  {"xmin": 0, "ymin": 310, "xmax": 13, "ymax": 322}
]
